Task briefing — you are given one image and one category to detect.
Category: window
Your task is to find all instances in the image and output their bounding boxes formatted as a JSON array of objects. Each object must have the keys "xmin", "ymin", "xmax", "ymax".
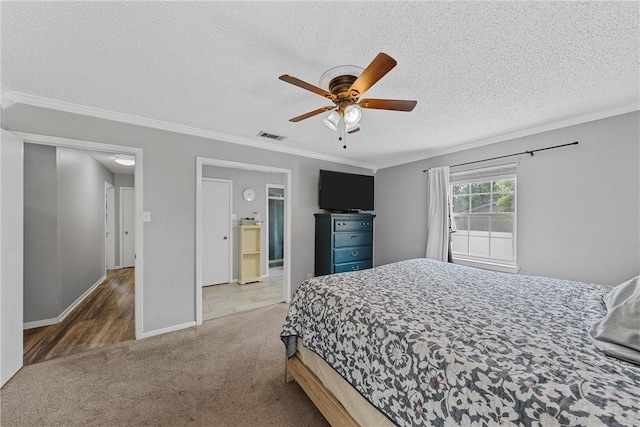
[{"xmin": 450, "ymin": 164, "xmax": 517, "ymax": 270}]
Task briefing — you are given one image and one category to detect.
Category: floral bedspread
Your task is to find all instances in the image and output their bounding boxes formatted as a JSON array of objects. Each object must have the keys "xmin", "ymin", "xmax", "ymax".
[{"xmin": 281, "ymin": 258, "xmax": 640, "ymax": 426}]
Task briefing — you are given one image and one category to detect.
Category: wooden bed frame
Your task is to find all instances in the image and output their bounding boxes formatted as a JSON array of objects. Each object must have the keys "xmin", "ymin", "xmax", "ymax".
[{"xmin": 285, "ymin": 354, "xmax": 360, "ymax": 427}]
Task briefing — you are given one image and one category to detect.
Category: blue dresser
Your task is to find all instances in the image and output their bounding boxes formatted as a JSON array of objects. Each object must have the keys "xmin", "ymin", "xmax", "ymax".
[{"xmin": 314, "ymin": 213, "xmax": 375, "ymax": 276}]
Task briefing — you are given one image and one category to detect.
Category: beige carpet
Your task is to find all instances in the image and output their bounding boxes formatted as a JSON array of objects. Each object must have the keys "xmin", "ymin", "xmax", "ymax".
[{"xmin": 1, "ymin": 303, "xmax": 328, "ymax": 427}]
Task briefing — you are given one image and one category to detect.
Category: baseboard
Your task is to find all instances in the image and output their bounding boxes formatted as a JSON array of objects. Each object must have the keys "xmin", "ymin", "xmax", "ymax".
[
  {"xmin": 23, "ymin": 317, "xmax": 58, "ymax": 330},
  {"xmin": 58, "ymin": 274, "xmax": 107, "ymax": 322},
  {"xmin": 139, "ymin": 321, "xmax": 196, "ymax": 339},
  {"xmin": 24, "ymin": 274, "xmax": 106, "ymax": 330}
]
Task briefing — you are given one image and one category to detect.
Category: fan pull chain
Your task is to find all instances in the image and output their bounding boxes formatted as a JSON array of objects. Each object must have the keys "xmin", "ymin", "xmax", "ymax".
[{"xmin": 339, "ymin": 123, "xmax": 346, "ymax": 149}]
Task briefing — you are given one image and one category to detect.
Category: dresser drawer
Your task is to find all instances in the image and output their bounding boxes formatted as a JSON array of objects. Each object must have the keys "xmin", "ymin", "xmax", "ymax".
[
  {"xmin": 334, "ymin": 260, "xmax": 372, "ymax": 273},
  {"xmin": 334, "ymin": 245, "xmax": 372, "ymax": 264},
  {"xmin": 334, "ymin": 231, "xmax": 373, "ymax": 248},
  {"xmin": 334, "ymin": 219, "xmax": 373, "ymax": 232},
  {"xmin": 315, "ymin": 213, "xmax": 375, "ymax": 277}
]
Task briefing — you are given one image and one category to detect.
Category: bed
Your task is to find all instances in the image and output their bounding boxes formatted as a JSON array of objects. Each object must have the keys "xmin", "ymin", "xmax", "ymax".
[{"xmin": 281, "ymin": 258, "xmax": 640, "ymax": 426}]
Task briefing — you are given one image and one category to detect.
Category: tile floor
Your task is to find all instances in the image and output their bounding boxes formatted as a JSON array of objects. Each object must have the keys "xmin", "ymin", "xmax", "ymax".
[{"xmin": 202, "ymin": 267, "xmax": 284, "ymax": 321}]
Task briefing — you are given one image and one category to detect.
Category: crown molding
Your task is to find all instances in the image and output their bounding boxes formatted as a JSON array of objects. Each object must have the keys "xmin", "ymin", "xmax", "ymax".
[
  {"xmin": 7, "ymin": 91, "xmax": 377, "ymax": 172},
  {"xmin": 8, "ymin": 90, "xmax": 636, "ymax": 174},
  {"xmin": 376, "ymin": 102, "xmax": 640, "ymax": 170}
]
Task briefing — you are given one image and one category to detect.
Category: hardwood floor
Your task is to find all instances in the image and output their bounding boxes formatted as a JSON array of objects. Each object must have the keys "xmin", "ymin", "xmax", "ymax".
[{"xmin": 23, "ymin": 268, "xmax": 135, "ymax": 366}]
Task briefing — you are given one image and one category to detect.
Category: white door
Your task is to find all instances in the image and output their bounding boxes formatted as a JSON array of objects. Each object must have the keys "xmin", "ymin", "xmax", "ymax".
[
  {"xmin": 1, "ymin": 130, "xmax": 24, "ymax": 386},
  {"xmin": 105, "ymin": 183, "xmax": 115, "ymax": 269},
  {"xmin": 202, "ymin": 179, "xmax": 231, "ymax": 285},
  {"xmin": 121, "ymin": 187, "xmax": 135, "ymax": 268}
]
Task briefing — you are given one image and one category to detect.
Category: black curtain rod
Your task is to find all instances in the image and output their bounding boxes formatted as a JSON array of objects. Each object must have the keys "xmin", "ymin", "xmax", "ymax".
[{"xmin": 422, "ymin": 141, "xmax": 579, "ymax": 172}]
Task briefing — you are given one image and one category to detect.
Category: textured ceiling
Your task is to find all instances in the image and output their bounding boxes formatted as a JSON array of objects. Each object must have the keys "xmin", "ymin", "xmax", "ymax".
[{"xmin": 2, "ymin": 1, "xmax": 638, "ymax": 170}]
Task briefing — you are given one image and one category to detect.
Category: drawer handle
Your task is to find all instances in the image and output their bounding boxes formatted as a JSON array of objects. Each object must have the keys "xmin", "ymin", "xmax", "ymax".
[
  {"xmin": 352, "ymin": 265, "xmax": 360, "ymax": 271},
  {"xmin": 350, "ymin": 235, "xmax": 359, "ymax": 239},
  {"xmin": 351, "ymin": 251, "xmax": 359, "ymax": 257}
]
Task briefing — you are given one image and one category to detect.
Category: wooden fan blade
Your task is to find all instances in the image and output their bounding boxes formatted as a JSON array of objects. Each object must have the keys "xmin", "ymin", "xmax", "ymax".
[
  {"xmin": 279, "ymin": 75, "xmax": 336, "ymax": 100},
  {"xmin": 358, "ymin": 98, "xmax": 417, "ymax": 111},
  {"xmin": 347, "ymin": 53, "xmax": 397, "ymax": 98},
  {"xmin": 289, "ymin": 106, "xmax": 335, "ymax": 122}
]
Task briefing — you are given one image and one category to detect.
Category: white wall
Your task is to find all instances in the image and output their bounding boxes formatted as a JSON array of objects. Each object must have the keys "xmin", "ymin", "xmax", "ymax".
[
  {"xmin": 3, "ymin": 104, "xmax": 371, "ymax": 333},
  {"xmin": 1, "ymin": 129, "xmax": 24, "ymax": 386},
  {"xmin": 202, "ymin": 166, "xmax": 284, "ymax": 278},
  {"xmin": 375, "ymin": 111, "xmax": 640, "ymax": 286}
]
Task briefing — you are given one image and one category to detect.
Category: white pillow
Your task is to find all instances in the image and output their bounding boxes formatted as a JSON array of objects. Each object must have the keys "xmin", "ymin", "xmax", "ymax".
[{"xmin": 589, "ymin": 275, "xmax": 640, "ymax": 365}]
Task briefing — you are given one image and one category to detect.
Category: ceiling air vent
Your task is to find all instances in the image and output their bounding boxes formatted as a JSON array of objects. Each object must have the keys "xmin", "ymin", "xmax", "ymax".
[{"xmin": 257, "ymin": 131, "xmax": 286, "ymax": 141}]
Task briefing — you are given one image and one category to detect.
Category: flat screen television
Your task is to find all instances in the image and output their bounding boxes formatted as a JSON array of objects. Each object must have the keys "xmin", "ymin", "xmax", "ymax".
[{"xmin": 319, "ymin": 169, "xmax": 374, "ymax": 211}]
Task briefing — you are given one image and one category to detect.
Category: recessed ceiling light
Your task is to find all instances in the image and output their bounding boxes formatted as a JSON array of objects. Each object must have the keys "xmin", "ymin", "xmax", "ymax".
[{"xmin": 114, "ymin": 154, "xmax": 135, "ymax": 166}]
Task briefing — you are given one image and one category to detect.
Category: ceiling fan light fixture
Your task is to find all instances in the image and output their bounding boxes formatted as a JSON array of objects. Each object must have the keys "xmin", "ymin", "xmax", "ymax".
[
  {"xmin": 343, "ymin": 105, "xmax": 362, "ymax": 125},
  {"xmin": 346, "ymin": 122, "xmax": 360, "ymax": 134},
  {"xmin": 280, "ymin": 53, "xmax": 417, "ymax": 140},
  {"xmin": 322, "ymin": 111, "xmax": 341, "ymax": 131},
  {"xmin": 114, "ymin": 154, "xmax": 135, "ymax": 166}
]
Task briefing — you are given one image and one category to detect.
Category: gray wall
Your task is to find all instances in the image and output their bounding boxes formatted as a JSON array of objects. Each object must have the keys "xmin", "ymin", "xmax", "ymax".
[
  {"xmin": 23, "ymin": 144, "xmax": 114, "ymax": 323},
  {"xmin": 114, "ymin": 173, "xmax": 135, "ymax": 265},
  {"xmin": 57, "ymin": 147, "xmax": 114, "ymax": 309},
  {"xmin": 5, "ymin": 104, "xmax": 371, "ymax": 333},
  {"xmin": 202, "ymin": 166, "xmax": 284, "ymax": 278},
  {"xmin": 23, "ymin": 144, "xmax": 59, "ymax": 322},
  {"xmin": 375, "ymin": 111, "xmax": 640, "ymax": 287}
]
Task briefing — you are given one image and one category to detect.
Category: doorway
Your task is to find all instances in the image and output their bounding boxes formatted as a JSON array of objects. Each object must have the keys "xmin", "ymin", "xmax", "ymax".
[
  {"xmin": 21, "ymin": 143, "xmax": 138, "ymax": 365},
  {"xmin": 266, "ymin": 184, "xmax": 284, "ymax": 277},
  {"xmin": 195, "ymin": 157, "xmax": 292, "ymax": 325},
  {"xmin": 105, "ymin": 183, "xmax": 116, "ymax": 270},
  {"xmin": 7, "ymin": 132, "xmax": 143, "ymax": 371},
  {"xmin": 120, "ymin": 187, "xmax": 135, "ymax": 268}
]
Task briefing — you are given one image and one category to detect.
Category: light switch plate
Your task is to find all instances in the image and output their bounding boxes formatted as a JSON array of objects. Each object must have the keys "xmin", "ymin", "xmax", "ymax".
[{"xmin": 143, "ymin": 211, "xmax": 151, "ymax": 222}]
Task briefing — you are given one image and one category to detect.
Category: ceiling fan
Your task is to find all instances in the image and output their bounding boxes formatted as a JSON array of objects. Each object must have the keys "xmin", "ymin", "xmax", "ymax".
[{"xmin": 279, "ymin": 52, "xmax": 417, "ymax": 135}]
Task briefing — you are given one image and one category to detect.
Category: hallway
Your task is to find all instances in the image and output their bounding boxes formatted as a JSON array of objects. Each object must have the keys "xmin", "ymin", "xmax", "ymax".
[{"xmin": 23, "ymin": 268, "xmax": 135, "ymax": 365}]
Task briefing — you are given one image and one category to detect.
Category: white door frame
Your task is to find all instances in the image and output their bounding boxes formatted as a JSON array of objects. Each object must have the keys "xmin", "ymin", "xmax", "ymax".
[
  {"xmin": 265, "ymin": 184, "xmax": 285, "ymax": 275},
  {"xmin": 196, "ymin": 157, "xmax": 292, "ymax": 325},
  {"xmin": 202, "ymin": 178, "xmax": 233, "ymax": 285},
  {"xmin": 119, "ymin": 186, "xmax": 135, "ymax": 268},
  {"xmin": 14, "ymin": 132, "xmax": 144, "ymax": 339},
  {"xmin": 1, "ymin": 129, "xmax": 24, "ymax": 386},
  {"xmin": 105, "ymin": 182, "xmax": 115, "ymax": 270}
]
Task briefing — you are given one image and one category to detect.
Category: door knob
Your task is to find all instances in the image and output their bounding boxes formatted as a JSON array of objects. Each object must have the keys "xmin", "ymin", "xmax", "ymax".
[
  {"xmin": 223, "ymin": 236, "xmax": 228, "ymax": 240},
  {"xmin": 125, "ymin": 231, "xmax": 129, "ymax": 235}
]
